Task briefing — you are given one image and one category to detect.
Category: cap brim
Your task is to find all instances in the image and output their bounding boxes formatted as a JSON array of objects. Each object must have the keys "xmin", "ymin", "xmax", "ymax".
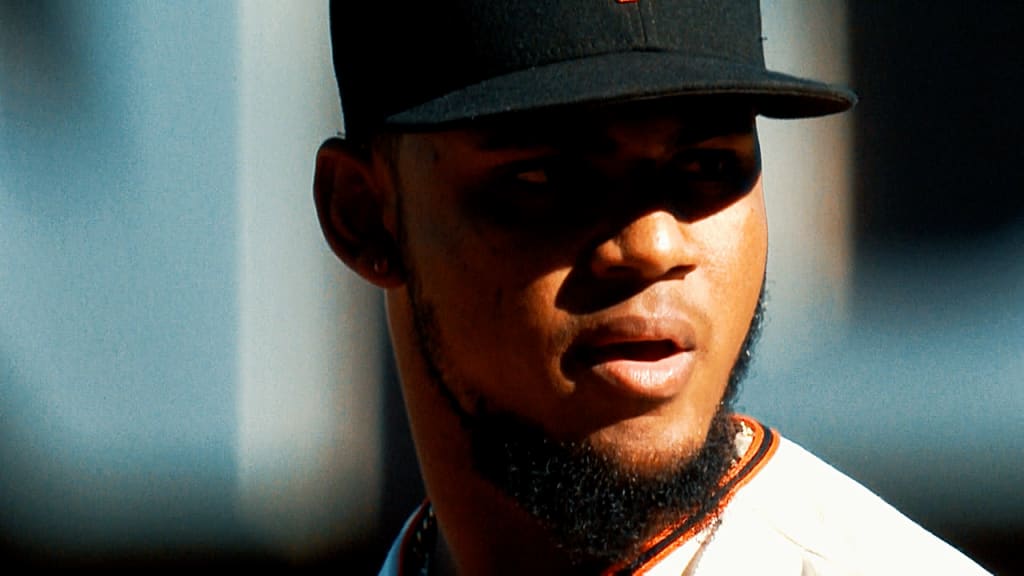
[{"xmin": 385, "ymin": 51, "xmax": 856, "ymax": 130}]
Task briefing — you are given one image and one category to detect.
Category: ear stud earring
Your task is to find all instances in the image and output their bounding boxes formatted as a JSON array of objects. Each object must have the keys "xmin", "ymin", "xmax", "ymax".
[{"xmin": 372, "ymin": 256, "xmax": 389, "ymax": 276}]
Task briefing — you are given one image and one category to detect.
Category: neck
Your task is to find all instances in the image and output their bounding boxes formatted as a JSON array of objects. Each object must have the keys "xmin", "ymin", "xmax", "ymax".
[
  {"xmin": 401, "ymin": 397, "xmax": 587, "ymax": 573},
  {"xmin": 427, "ymin": 463, "xmax": 584, "ymax": 575}
]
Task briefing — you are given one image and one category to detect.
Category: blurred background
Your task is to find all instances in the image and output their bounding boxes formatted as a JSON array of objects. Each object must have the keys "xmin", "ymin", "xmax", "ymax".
[{"xmin": 1, "ymin": 0, "xmax": 1020, "ymax": 573}]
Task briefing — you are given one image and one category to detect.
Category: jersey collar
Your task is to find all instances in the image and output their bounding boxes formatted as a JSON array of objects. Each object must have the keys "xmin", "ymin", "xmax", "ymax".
[{"xmin": 395, "ymin": 415, "xmax": 779, "ymax": 576}]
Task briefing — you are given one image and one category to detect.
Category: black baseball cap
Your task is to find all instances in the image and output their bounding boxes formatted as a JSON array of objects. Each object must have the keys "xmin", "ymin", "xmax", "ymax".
[{"xmin": 329, "ymin": 0, "xmax": 856, "ymax": 141}]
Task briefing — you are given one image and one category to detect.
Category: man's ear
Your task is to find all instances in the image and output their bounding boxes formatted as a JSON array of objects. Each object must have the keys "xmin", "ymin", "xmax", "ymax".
[{"xmin": 314, "ymin": 137, "xmax": 404, "ymax": 288}]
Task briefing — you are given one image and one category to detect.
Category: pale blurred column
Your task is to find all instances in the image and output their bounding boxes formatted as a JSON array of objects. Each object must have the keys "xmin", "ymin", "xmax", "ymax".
[
  {"xmin": 236, "ymin": 1, "xmax": 383, "ymax": 557},
  {"xmin": 757, "ymin": 0, "xmax": 854, "ymax": 368}
]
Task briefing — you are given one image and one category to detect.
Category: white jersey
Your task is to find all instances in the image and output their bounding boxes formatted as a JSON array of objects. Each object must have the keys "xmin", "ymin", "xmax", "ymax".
[{"xmin": 380, "ymin": 417, "xmax": 990, "ymax": 575}]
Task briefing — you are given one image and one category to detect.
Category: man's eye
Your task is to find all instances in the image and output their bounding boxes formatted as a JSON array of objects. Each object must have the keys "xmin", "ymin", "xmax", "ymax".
[
  {"xmin": 661, "ymin": 147, "xmax": 760, "ymax": 216},
  {"xmin": 514, "ymin": 168, "xmax": 550, "ymax": 185},
  {"xmin": 675, "ymin": 149, "xmax": 742, "ymax": 180},
  {"xmin": 470, "ymin": 157, "xmax": 600, "ymax": 232}
]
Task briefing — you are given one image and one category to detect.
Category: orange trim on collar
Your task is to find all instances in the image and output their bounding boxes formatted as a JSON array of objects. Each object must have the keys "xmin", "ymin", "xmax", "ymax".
[
  {"xmin": 604, "ymin": 415, "xmax": 780, "ymax": 576},
  {"xmin": 400, "ymin": 417, "xmax": 779, "ymax": 576},
  {"xmin": 397, "ymin": 498, "xmax": 432, "ymax": 576}
]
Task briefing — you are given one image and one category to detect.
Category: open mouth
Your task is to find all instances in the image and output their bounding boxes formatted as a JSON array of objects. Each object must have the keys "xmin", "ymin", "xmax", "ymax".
[
  {"xmin": 580, "ymin": 339, "xmax": 683, "ymax": 364},
  {"xmin": 566, "ymin": 316, "xmax": 698, "ymax": 398}
]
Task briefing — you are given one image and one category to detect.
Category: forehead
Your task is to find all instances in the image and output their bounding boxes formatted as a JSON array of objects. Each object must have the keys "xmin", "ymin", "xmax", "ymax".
[{"xmin": 392, "ymin": 97, "xmax": 757, "ymax": 153}]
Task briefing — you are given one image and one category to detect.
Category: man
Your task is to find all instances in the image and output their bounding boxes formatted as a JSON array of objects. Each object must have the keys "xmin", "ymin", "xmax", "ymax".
[{"xmin": 315, "ymin": 1, "xmax": 989, "ymax": 574}]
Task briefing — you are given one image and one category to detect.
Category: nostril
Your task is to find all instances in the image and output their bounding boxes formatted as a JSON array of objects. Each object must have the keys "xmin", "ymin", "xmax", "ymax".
[
  {"xmin": 601, "ymin": 264, "xmax": 640, "ymax": 279},
  {"xmin": 596, "ymin": 263, "xmax": 692, "ymax": 282}
]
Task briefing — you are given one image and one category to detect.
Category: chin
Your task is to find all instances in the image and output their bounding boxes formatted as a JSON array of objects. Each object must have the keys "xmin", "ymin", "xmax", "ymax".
[
  {"xmin": 584, "ymin": 417, "xmax": 717, "ymax": 476},
  {"xmin": 467, "ymin": 400, "xmax": 740, "ymax": 567}
]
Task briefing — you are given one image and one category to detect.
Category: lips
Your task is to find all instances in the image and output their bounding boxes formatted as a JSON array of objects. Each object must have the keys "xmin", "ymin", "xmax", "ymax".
[{"xmin": 568, "ymin": 315, "xmax": 698, "ymax": 400}]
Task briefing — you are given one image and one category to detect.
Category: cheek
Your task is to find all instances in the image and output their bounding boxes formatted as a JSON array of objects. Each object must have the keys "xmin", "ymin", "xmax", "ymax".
[
  {"xmin": 403, "ymin": 193, "xmax": 576, "ymax": 408},
  {"xmin": 696, "ymin": 183, "xmax": 767, "ymax": 349},
  {"xmin": 724, "ymin": 186, "xmax": 768, "ymax": 276}
]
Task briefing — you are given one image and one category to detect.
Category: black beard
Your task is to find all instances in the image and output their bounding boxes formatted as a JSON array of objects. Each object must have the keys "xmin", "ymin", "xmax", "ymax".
[
  {"xmin": 405, "ymin": 267, "xmax": 765, "ymax": 568},
  {"xmin": 467, "ymin": 403, "xmax": 740, "ymax": 570}
]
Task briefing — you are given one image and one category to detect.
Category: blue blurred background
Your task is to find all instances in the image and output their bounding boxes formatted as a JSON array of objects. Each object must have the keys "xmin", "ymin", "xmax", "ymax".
[{"xmin": 1, "ymin": 1, "xmax": 1020, "ymax": 572}]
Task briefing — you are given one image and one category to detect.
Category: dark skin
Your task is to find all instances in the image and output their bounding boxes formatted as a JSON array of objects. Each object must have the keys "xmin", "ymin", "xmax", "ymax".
[{"xmin": 315, "ymin": 100, "xmax": 767, "ymax": 575}]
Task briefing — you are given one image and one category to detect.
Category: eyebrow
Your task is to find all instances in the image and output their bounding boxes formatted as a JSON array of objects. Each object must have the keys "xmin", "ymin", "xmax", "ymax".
[
  {"xmin": 674, "ymin": 120, "xmax": 755, "ymax": 147},
  {"xmin": 475, "ymin": 125, "xmax": 757, "ymax": 158},
  {"xmin": 474, "ymin": 115, "xmax": 606, "ymax": 152}
]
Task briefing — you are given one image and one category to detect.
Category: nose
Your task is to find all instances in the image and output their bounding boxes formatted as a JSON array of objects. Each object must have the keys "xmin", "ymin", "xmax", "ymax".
[{"xmin": 589, "ymin": 210, "xmax": 696, "ymax": 281}]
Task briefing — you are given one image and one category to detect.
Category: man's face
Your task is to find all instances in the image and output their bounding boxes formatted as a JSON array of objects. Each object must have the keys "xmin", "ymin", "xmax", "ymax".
[{"xmin": 381, "ymin": 100, "xmax": 767, "ymax": 561}]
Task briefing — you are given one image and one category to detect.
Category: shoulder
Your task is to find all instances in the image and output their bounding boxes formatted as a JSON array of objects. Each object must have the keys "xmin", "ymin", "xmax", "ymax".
[{"xmin": 703, "ymin": 429, "xmax": 991, "ymax": 575}]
